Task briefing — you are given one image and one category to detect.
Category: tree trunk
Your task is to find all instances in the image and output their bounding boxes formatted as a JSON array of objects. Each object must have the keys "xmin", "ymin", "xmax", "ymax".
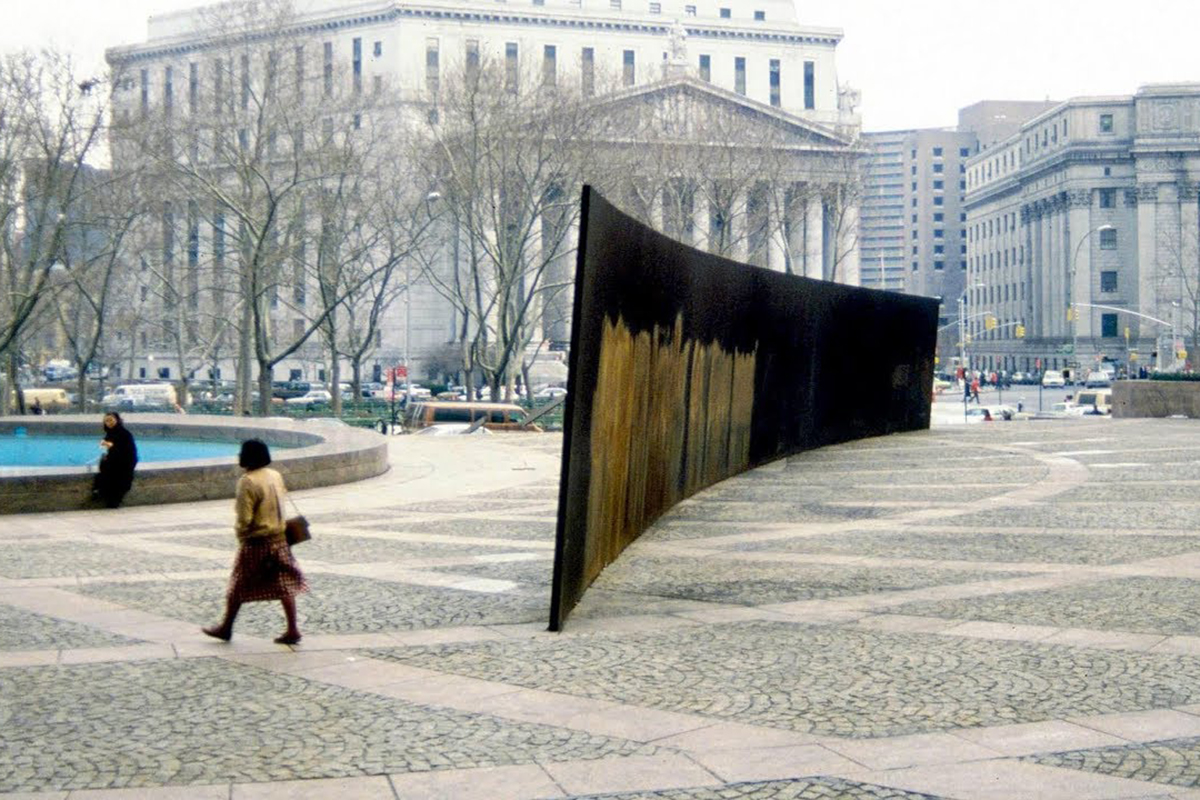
[{"xmin": 256, "ymin": 362, "xmax": 273, "ymax": 416}]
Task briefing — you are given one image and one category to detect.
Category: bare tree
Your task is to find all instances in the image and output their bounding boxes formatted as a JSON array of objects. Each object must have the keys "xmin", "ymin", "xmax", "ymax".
[
  {"xmin": 412, "ymin": 55, "xmax": 601, "ymax": 400},
  {"xmin": 114, "ymin": 1, "xmax": 417, "ymax": 415},
  {"xmin": 0, "ymin": 49, "xmax": 107, "ymax": 411}
]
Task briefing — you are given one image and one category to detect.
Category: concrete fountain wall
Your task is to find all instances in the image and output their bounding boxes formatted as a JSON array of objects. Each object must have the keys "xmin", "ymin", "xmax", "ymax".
[{"xmin": 0, "ymin": 414, "xmax": 389, "ymax": 514}]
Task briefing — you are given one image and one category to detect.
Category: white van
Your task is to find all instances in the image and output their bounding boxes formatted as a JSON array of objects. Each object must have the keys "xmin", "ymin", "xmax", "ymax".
[{"xmin": 102, "ymin": 383, "xmax": 177, "ymax": 409}]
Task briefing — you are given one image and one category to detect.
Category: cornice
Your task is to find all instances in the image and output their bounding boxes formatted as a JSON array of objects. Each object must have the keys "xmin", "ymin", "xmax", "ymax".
[{"xmin": 108, "ymin": 2, "xmax": 838, "ymax": 65}]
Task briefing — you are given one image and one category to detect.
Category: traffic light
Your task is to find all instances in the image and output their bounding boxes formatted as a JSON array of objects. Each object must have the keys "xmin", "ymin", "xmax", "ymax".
[
  {"xmin": 1015, "ymin": 323, "xmax": 1026, "ymax": 339},
  {"xmin": 984, "ymin": 314, "xmax": 997, "ymax": 331},
  {"xmin": 1066, "ymin": 306, "xmax": 1074, "ymax": 322}
]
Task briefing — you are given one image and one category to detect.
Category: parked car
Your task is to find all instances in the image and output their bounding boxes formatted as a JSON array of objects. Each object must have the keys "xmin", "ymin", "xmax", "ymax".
[
  {"xmin": 534, "ymin": 386, "xmax": 568, "ymax": 400},
  {"xmin": 1074, "ymin": 388, "xmax": 1113, "ymax": 414},
  {"xmin": 285, "ymin": 389, "xmax": 332, "ymax": 406},
  {"xmin": 1042, "ymin": 370, "xmax": 1066, "ymax": 388},
  {"xmin": 1084, "ymin": 371, "xmax": 1112, "ymax": 388}
]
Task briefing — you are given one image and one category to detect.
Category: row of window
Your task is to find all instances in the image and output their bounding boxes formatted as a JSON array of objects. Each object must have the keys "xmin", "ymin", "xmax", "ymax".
[
  {"xmin": 138, "ymin": 38, "xmax": 811, "ymax": 114},
  {"xmin": 970, "ymin": 114, "xmax": 1120, "ymax": 191},
  {"xmin": 914, "ymin": 147, "xmax": 973, "ymax": 159}
]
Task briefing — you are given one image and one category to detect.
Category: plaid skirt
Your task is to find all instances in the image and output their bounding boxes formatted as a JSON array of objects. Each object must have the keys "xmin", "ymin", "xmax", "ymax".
[{"xmin": 227, "ymin": 535, "xmax": 308, "ymax": 603}]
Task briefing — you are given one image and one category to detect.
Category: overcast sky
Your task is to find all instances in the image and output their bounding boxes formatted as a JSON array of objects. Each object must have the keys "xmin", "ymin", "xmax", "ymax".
[{"xmin": 3, "ymin": 0, "xmax": 1198, "ymax": 132}]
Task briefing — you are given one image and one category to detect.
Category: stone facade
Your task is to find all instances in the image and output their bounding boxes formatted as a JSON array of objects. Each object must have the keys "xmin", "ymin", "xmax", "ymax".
[
  {"xmin": 965, "ymin": 84, "xmax": 1200, "ymax": 376},
  {"xmin": 105, "ymin": 0, "xmax": 861, "ymax": 384}
]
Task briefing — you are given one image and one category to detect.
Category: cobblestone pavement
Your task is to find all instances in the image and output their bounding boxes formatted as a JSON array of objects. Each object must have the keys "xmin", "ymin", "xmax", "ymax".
[
  {"xmin": 10, "ymin": 418, "xmax": 1200, "ymax": 798},
  {"xmin": 1026, "ymin": 736, "xmax": 1200, "ymax": 790}
]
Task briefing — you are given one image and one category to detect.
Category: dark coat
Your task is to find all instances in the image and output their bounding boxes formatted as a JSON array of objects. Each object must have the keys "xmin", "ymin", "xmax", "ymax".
[{"xmin": 94, "ymin": 423, "xmax": 138, "ymax": 507}]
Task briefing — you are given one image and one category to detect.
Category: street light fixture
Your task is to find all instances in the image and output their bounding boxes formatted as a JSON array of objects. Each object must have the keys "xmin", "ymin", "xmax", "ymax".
[{"xmin": 1069, "ymin": 224, "xmax": 1115, "ymax": 383}]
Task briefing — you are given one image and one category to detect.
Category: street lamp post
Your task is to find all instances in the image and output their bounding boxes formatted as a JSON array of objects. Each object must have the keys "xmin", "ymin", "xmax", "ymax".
[{"xmin": 1069, "ymin": 224, "xmax": 1115, "ymax": 385}]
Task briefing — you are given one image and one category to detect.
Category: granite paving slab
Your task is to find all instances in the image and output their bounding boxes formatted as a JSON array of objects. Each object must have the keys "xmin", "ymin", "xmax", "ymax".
[
  {"xmin": 1026, "ymin": 735, "xmax": 1200, "ymax": 789},
  {"xmin": 572, "ymin": 777, "xmax": 949, "ymax": 799},
  {"xmin": 392, "ymin": 499, "xmax": 556, "ymax": 514},
  {"xmin": 731, "ymin": 530, "xmax": 1200, "ymax": 566},
  {"xmin": 975, "ymin": 504, "xmax": 1200, "ymax": 531},
  {"xmin": 776, "ymin": 466, "xmax": 1048, "ymax": 486},
  {"xmin": 0, "ymin": 658, "xmax": 657, "ymax": 793},
  {"xmin": 590, "ymin": 555, "xmax": 1031, "ymax": 605},
  {"xmin": 0, "ymin": 542, "xmax": 226, "ymax": 579},
  {"xmin": 169, "ymin": 533, "xmax": 532, "ymax": 562},
  {"xmin": 649, "ymin": 503, "xmax": 887, "ymax": 531},
  {"xmin": 430, "ymin": 558, "xmax": 553, "ymax": 586},
  {"xmin": 367, "ymin": 621, "xmax": 1200, "ymax": 739},
  {"xmin": 1059, "ymin": 484, "xmax": 1200, "ymax": 503},
  {"xmin": 0, "ymin": 603, "xmax": 143, "ymax": 652},
  {"xmin": 351, "ymin": 517, "xmax": 556, "ymax": 541},
  {"xmin": 888, "ymin": 577, "xmax": 1200, "ymax": 637},
  {"xmin": 75, "ymin": 573, "xmax": 547, "ymax": 635}
]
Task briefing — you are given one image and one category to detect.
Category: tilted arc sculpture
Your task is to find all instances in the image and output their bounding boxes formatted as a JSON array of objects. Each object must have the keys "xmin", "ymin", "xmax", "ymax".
[{"xmin": 550, "ymin": 187, "xmax": 938, "ymax": 630}]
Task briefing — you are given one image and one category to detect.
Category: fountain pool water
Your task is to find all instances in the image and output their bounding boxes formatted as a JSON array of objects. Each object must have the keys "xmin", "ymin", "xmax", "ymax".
[{"xmin": 0, "ymin": 431, "xmax": 239, "ymax": 468}]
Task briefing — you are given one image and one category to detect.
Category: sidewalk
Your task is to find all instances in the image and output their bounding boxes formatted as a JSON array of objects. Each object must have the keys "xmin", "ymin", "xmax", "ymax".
[{"xmin": 5, "ymin": 421, "xmax": 1200, "ymax": 798}]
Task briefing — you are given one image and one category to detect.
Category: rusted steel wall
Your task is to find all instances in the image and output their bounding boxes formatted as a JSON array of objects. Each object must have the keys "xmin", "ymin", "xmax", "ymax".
[{"xmin": 549, "ymin": 188, "xmax": 938, "ymax": 630}]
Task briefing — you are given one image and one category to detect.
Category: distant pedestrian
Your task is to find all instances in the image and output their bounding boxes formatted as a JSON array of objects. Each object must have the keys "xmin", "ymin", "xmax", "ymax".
[
  {"xmin": 30, "ymin": 398, "xmax": 43, "ymax": 415},
  {"xmin": 203, "ymin": 439, "xmax": 306, "ymax": 645},
  {"xmin": 970, "ymin": 376, "xmax": 981, "ymax": 404},
  {"xmin": 91, "ymin": 412, "xmax": 138, "ymax": 508}
]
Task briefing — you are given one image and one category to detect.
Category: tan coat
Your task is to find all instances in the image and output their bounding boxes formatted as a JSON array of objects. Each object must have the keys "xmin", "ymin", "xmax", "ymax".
[{"xmin": 234, "ymin": 467, "xmax": 287, "ymax": 542}]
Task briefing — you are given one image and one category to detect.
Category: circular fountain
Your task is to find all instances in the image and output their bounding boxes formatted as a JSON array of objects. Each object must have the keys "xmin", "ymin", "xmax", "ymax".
[{"xmin": 0, "ymin": 414, "xmax": 388, "ymax": 513}]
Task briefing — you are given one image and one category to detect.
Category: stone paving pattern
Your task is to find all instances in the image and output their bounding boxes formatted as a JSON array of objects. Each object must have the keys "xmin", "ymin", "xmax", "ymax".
[
  {"xmin": 367, "ymin": 621, "xmax": 1200, "ymax": 738},
  {"xmin": 1027, "ymin": 736, "xmax": 1200, "ymax": 790},
  {"xmin": 0, "ymin": 658, "xmax": 656, "ymax": 793},
  {"xmin": 891, "ymin": 576, "xmax": 1200, "ymax": 637},
  {"xmin": 575, "ymin": 779, "xmax": 949, "ymax": 799},
  {"xmin": 732, "ymin": 530, "xmax": 1200, "ymax": 565},
  {"xmin": 0, "ymin": 604, "xmax": 142, "ymax": 651},
  {"xmin": 9, "ymin": 417, "xmax": 1200, "ymax": 797}
]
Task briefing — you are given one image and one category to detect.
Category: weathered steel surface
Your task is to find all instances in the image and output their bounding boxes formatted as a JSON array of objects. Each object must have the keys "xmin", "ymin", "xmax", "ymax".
[{"xmin": 550, "ymin": 188, "xmax": 938, "ymax": 630}]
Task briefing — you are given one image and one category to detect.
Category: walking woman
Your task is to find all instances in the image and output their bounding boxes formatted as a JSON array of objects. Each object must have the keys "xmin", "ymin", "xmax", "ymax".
[
  {"xmin": 92, "ymin": 412, "xmax": 138, "ymax": 508},
  {"xmin": 203, "ymin": 439, "xmax": 307, "ymax": 644}
]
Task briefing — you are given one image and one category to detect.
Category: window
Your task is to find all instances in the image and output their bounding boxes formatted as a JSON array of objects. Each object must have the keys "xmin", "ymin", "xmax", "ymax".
[
  {"xmin": 911, "ymin": 245, "xmax": 917, "ymax": 255},
  {"xmin": 959, "ymin": 147, "xmax": 971, "ymax": 157},
  {"xmin": 911, "ymin": 230, "xmax": 918, "ymax": 239},
  {"xmin": 911, "ymin": 261, "xmax": 919, "ymax": 272},
  {"xmin": 649, "ymin": 2, "xmax": 661, "ymax": 12},
  {"xmin": 374, "ymin": 41, "xmax": 382, "ymax": 57},
  {"xmin": 240, "ymin": 54, "xmax": 250, "ymax": 109},
  {"xmin": 505, "ymin": 42, "xmax": 519, "ymax": 92},
  {"xmin": 140, "ymin": 68, "xmax": 149, "ymax": 116},
  {"xmin": 754, "ymin": 10, "xmax": 765, "ymax": 20},
  {"xmin": 543, "ymin": 45, "xmax": 557, "ymax": 87},
  {"xmin": 959, "ymin": 180, "xmax": 966, "ymax": 191},
  {"xmin": 581, "ymin": 47, "xmax": 594, "ymax": 96},
  {"xmin": 719, "ymin": 7, "xmax": 731, "ymax": 17},
  {"xmin": 932, "ymin": 146, "xmax": 943, "ymax": 157},
  {"xmin": 699, "ymin": 54, "xmax": 711, "ymax": 82},
  {"xmin": 961, "ymin": 260, "xmax": 968, "ymax": 270},
  {"xmin": 1101, "ymin": 313, "xmax": 1119, "ymax": 338},
  {"xmin": 934, "ymin": 260, "xmax": 945, "ymax": 271},
  {"xmin": 353, "ymin": 37, "xmax": 362, "ymax": 93},
  {"xmin": 934, "ymin": 244, "xmax": 944, "ymax": 254},
  {"xmin": 623, "ymin": 49, "xmax": 636, "ymax": 87},
  {"xmin": 1099, "ymin": 113, "xmax": 1114, "ymax": 134},
  {"xmin": 1100, "ymin": 228, "xmax": 1117, "ymax": 249},
  {"xmin": 609, "ymin": 0, "xmax": 621, "ymax": 7},
  {"xmin": 933, "ymin": 196, "xmax": 944, "ymax": 206},
  {"xmin": 911, "ymin": 181, "xmax": 916, "ymax": 191},
  {"xmin": 1101, "ymin": 271, "xmax": 1118, "ymax": 292},
  {"xmin": 163, "ymin": 66, "xmax": 173, "ymax": 116},
  {"xmin": 932, "ymin": 163, "xmax": 944, "ymax": 173},
  {"xmin": 768, "ymin": 59, "xmax": 780, "ymax": 107},
  {"xmin": 934, "ymin": 229, "xmax": 944, "ymax": 238},
  {"xmin": 425, "ymin": 39, "xmax": 439, "ymax": 96},
  {"xmin": 466, "ymin": 39, "xmax": 480, "ymax": 79},
  {"xmin": 294, "ymin": 46, "xmax": 304, "ymax": 101},
  {"xmin": 1099, "ymin": 188, "xmax": 1116, "ymax": 208},
  {"xmin": 188, "ymin": 63, "xmax": 198, "ymax": 113},
  {"xmin": 933, "ymin": 212, "xmax": 944, "ymax": 222},
  {"xmin": 323, "ymin": 42, "xmax": 333, "ymax": 96},
  {"xmin": 933, "ymin": 180, "xmax": 944, "ymax": 190},
  {"xmin": 803, "ymin": 61, "xmax": 814, "ymax": 110},
  {"xmin": 685, "ymin": 5, "xmax": 696, "ymax": 14},
  {"xmin": 734, "ymin": 57, "xmax": 746, "ymax": 95}
]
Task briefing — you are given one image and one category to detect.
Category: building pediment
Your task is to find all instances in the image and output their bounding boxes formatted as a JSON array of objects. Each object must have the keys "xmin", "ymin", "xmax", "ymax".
[{"xmin": 586, "ymin": 75, "xmax": 854, "ymax": 151}]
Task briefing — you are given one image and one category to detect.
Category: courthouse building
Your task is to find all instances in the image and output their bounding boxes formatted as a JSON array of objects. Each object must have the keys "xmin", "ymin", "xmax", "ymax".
[
  {"xmin": 965, "ymin": 84, "xmax": 1200, "ymax": 376},
  {"xmin": 106, "ymin": 0, "xmax": 863, "ymax": 384}
]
